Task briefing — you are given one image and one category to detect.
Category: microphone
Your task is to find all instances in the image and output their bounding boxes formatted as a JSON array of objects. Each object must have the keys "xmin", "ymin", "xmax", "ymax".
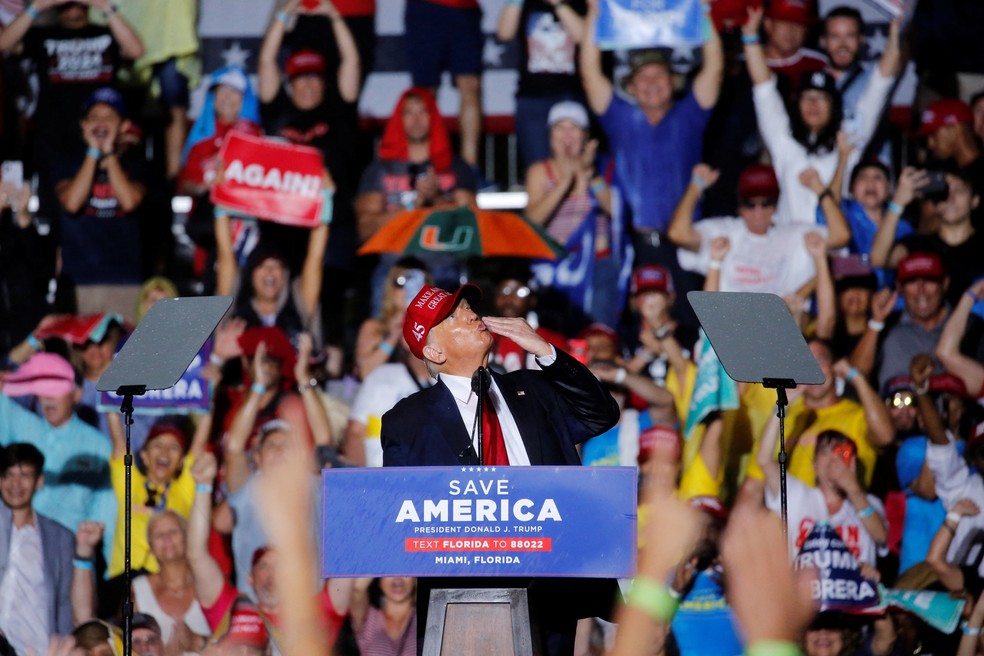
[{"xmin": 470, "ymin": 367, "xmax": 489, "ymax": 465}]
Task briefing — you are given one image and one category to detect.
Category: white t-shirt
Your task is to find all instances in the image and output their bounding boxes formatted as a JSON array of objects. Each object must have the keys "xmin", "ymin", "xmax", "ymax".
[
  {"xmin": 766, "ymin": 476, "xmax": 885, "ymax": 565},
  {"xmin": 350, "ymin": 363, "xmax": 429, "ymax": 467},
  {"xmin": 676, "ymin": 218, "xmax": 825, "ymax": 296},
  {"xmin": 925, "ymin": 434, "xmax": 984, "ymax": 575}
]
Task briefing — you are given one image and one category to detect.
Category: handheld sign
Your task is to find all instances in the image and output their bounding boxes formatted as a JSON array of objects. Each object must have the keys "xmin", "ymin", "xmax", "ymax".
[
  {"xmin": 98, "ymin": 341, "xmax": 213, "ymax": 415},
  {"xmin": 793, "ymin": 523, "xmax": 881, "ymax": 614},
  {"xmin": 212, "ymin": 132, "xmax": 325, "ymax": 228},
  {"xmin": 36, "ymin": 313, "xmax": 125, "ymax": 345},
  {"xmin": 322, "ymin": 467, "xmax": 637, "ymax": 578},
  {"xmin": 595, "ymin": 0, "xmax": 706, "ymax": 51}
]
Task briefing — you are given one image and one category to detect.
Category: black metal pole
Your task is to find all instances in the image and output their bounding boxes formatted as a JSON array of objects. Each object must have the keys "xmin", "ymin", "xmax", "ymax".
[
  {"xmin": 120, "ymin": 393, "xmax": 134, "ymax": 656},
  {"xmin": 775, "ymin": 385, "xmax": 789, "ymax": 542}
]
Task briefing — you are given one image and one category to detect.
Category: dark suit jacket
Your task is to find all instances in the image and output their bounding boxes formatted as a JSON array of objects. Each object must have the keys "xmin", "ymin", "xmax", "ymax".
[
  {"xmin": 0, "ymin": 502, "xmax": 75, "ymax": 635},
  {"xmin": 381, "ymin": 348, "xmax": 619, "ymax": 467},
  {"xmin": 381, "ymin": 349, "xmax": 622, "ymax": 643}
]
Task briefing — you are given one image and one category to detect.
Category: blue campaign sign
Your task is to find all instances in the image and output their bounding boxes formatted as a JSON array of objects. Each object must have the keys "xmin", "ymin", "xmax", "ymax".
[
  {"xmin": 97, "ymin": 341, "xmax": 213, "ymax": 415},
  {"xmin": 793, "ymin": 523, "xmax": 881, "ymax": 614},
  {"xmin": 322, "ymin": 467, "xmax": 637, "ymax": 578},
  {"xmin": 595, "ymin": 0, "xmax": 706, "ymax": 51}
]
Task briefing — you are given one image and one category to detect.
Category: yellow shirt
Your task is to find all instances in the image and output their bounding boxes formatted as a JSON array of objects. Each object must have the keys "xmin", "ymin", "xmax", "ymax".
[{"xmin": 109, "ymin": 454, "xmax": 196, "ymax": 578}]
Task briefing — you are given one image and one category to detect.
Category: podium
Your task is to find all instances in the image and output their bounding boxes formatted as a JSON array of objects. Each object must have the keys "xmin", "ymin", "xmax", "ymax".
[{"xmin": 322, "ymin": 467, "xmax": 636, "ymax": 655}]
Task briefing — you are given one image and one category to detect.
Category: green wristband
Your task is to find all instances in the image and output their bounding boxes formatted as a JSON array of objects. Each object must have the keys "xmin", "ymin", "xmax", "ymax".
[
  {"xmin": 627, "ymin": 577, "xmax": 679, "ymax": 623},
  {"xmin": 746, "ymin": 640, "xmax": 802, "ymax": 656}
]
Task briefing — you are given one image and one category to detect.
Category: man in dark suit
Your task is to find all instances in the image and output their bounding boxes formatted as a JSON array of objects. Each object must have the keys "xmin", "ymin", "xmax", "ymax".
[
  {"xmin": 381, "ymin": 283, "xmax": 621, "ymax": 655},
  {"xmin": 0, "ymin": 443, "xmax": 78, "ymax": 654}
]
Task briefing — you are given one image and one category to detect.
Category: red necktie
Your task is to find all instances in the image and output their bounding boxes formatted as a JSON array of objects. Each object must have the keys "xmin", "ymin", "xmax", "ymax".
[{"xmin": 481, "ymin": 390, "xmax": 510, "ymax": 465}]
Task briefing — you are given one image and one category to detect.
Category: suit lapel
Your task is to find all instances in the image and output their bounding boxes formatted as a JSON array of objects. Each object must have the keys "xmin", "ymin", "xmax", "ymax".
[
  {"xmin": 431, "ymin": 382, "xmax": 480, "ymax": 466},
  {"xmin": 492, "ymin": 372, "xmax": 544, "ymax": 465}
]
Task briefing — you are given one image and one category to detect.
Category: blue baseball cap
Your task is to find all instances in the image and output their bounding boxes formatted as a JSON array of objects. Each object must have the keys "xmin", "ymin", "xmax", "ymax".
[{"xmin": 81, "ymin": 87, "xmax": 125, "ymax": 118}]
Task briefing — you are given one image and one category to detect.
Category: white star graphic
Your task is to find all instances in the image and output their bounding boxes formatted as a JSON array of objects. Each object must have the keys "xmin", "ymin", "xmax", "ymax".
[
  {"xmin": 461, "ymin": 467, "xmax": 466, "ymax": 472},
  {"xmin": 483, "ymin": 36, "xmax": 506, "ymax": 67},
  {"xmin": 866, "ymin": 27, "xmax": 888, "ymax": 59},
  {"xmin": 469, "ymin": 467, "xmax": 474, "ymax": 472},
  {"xmin": 221, "ymin": 41, "xmax": 251, "ymax": 69},
  {"xmin": 491, "ymin": 467, "xmax": 496, "ymax": 472}
]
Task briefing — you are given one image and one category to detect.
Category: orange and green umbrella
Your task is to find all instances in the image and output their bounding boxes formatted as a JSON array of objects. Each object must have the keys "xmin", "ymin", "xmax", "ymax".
[{"xmin": 357, "ymin": 205, "xmax": 565, "ymax": 260}]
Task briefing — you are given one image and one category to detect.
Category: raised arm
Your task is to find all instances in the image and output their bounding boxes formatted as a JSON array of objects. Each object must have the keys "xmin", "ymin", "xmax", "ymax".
[
  {"xmin": 258, "ymin": 0, "xmax": 300, "ymax": 103},
  {"xmin": 0, "ymin": 0, "xmax": 53, "ymax": 52},
  {"xmin": 829, "ymin": 132, "xmax": 855, "ymax": 204},
  {"xmin": 806, "ymin": 233, "xmax": 836, "ymax": 340},
  {"xmin": 71, "ymin": 521, "xmax": 104, "ymax": 625},
  {"xmin": 800, "ymin": 168, "xmax": 850, "ymax": 248},
  {"xmin": 925, "ymin": 501, "xmax": 975, "ymax": 593},
  {"xmin": 741, "ymin": 6, "xmax": 770, "ymax": 86},
  {"xmin": 702, "ymin": 237, "xmax": 730, "ymax": 292},
  {"xmin": 300, "ymin": 219, "xmax": 330, "ymax": 317},
  {"xmin": 877, "ymin": 17, "xmax": 902, "ymax": 78},
  {"xmin": 90, "ymin": 0, "xmax": 144, "ymax": 60},
  {"xmin": 579, "ymin": 0, "xmax": 613, "ymax": 116},
  {"xmin": 313, "ymin": 0, "xmax": 361, "ymax": 102},
  {"xmin": 848, "ymin": 288, "xmax": 896, "ymax": 376},
  {"xmin": 833, "ymin": 358, "xmax": 894, "ymax": 448},
  {"xmin": 495, "ymin": 1, "xmax": 522, "ymax": 41},
  {"xmin": 692, "ymin": 9, "xmax": 724, "ymax": 110},
  {"xmin": 668, "ymin": 164, "xmax": 717, "ymax": 251},
  {"xmin": 294, "ymin": 333, "xmax": 332, "ymax": 446},
  {"xmin": 756, "ymin": 413, "xmax": 782, "ymax": 499},
  {"xmin": 187, "ymin": 453, "xmax": 226, "ymax": 609},
  {"xmin": 935, "ymin": 279, "xmax": 984, "ymax": 397},
  {"xmin": 870, "ymin": 167, "xmax": 923, "ymax": 268},
  {"xmin": 910, "ymin": 354, "xmax": 949, "ymax": 446},
  {"xmin": 224, "ymin": 344, "xmax": 273, "ymax": 493},
  {"xmin": 213, "ymin": 212, "xmax": 239, "ymax": 297}
]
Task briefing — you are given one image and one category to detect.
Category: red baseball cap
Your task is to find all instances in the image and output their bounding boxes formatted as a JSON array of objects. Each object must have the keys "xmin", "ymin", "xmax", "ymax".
[
  {"xmin": 897, "ymin": 252, "xmax": 944, "ymax": 284},
  {"xmin": 225, "ymin": 605, "xmax": 269, "ymax": 648},
  {"xmin": 631, "ymin": 265, "xmax": 674, "ymax": 295},
  {"xmin": 917, "ymin": 99, "xmax": 972, "ymax": 137},
  {"xmin": 403, "ymin": 284, "xmax": 482, "ymax": 360},
  {"xmin": 738, "ymin": 163, "xmax": 780, "ymax": 200},
  {"xmin": 637, "ymin": 425, "xmax": 681, "ymax": 463},
  {"xmin": 143, "ymin": 421, "xmax": 190, "ymax": 454},
  {"xmin": 578, "ymin": 323, "xmax": 620, "ymax": 347},
  {"xmin": 285, "ymin": 49, "xmax": 326, "ymax": 80},
  {"xmin": 766, "ymin": 0, "xmax": 814, "ymax": 25}
]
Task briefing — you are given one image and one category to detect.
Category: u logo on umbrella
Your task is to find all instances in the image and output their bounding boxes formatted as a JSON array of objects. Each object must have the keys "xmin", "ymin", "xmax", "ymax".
[{"xmin": 419, "ymin": 225, "xmax": 474, "ymax": 252}]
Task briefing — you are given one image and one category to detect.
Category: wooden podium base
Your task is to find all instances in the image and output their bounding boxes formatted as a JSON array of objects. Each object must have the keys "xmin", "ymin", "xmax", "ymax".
[{"xmin": 422, "ymin": 588, "xmax": 540, "ymax": 656}]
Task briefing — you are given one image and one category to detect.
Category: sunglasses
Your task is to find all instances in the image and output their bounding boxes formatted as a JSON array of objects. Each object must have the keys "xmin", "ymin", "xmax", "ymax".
[
  {"xmin": 887, "ymin": 392, "xmax": 914, "ymax": 409},
  {"xmin": 497, "ymin": 285, "xmax": 531, "ymax": 299},
  {"xmin": 740, "ymin": 198, "xmax": 777, "ymax": 209}
]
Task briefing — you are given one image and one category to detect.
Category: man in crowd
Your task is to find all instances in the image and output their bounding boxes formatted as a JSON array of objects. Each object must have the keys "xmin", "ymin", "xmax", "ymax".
[
  {"xmin": 54, "ymin": 87, "xmax": 147, "ymax": 319},
  {"xmin": 917, "ymin": 99, "xmax": 984, "ymax": 227},
  {"xmin": 488, "ymin": 265, "xmax": 568, "ymax": 374},
  {"xmin": 0, "ymin": 443, "xmax": 76, "ymax": 655},
  {"xmin": 763, "ymin": 0, "xmax": 827, "ymax": 95},
  {"xmin": 0, "ymin": 353, "xmax": 115, "ymax": 564},
  {"xmin": 381, "ymin": 283, "xmax": 619, "ymax": 654}
]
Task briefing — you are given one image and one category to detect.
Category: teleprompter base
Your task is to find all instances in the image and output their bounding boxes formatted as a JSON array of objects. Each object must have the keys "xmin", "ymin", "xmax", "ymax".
[{"xmin": 422, "ymin": 587, "xmax": 539, "ymax": 656}]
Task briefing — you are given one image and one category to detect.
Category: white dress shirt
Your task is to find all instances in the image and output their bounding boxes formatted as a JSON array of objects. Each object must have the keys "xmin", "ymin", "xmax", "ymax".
[
  {"xmin": 0, "ymin": 520, "xmax": 49, "ymax": 656},
  {"xmin": 439, "ymin": 347, "xmax": 557, "ymax": 466}
]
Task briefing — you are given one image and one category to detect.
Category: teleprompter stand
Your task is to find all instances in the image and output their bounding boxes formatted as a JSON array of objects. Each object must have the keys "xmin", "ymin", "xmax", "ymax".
[
  {"xmin": 688, "ymin": 292, "xmax": 823, "ymax": 536},
  {"xmin": 97, "ymin": 296, "xmax": 231, "ymax": 656}
]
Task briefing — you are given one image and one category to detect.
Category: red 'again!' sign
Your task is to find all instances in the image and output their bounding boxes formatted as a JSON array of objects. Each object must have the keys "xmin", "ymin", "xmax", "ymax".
[{"xmin": 211, "ymin": 132, "xmax": 325, "ymax": 228}]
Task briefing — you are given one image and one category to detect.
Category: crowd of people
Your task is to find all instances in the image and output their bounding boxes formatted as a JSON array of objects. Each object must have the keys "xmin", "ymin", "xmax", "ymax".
[{"xmin": 1, "ymin": 0, "xmax": 984, "ymax": 653}]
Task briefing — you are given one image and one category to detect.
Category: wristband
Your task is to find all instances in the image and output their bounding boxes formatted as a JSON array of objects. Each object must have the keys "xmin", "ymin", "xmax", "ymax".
[
  {"xmin": 613, "ymin": 368, "xmax": 627, "ymax": 385},
  {"xmin": 26, "ymin": 334, "xmax": 42, "ymax": 351},
  {"xmin": 691, "ymin": 174, "xmax": 708, "ymax": 192},
  {"xmin": 745, "ymin": 640, "xmax": 802, "ymax": 656},
  {"xmin": 741, "ymin": 33, "xmax": 760, "ymax": 45},
  {"xmin": 25, "ymin": 4, "xmax": 39, "ymax": 18},
  {"xmin": 708, "ymin": 260, "xmax": 722, "ymax": 270},
  {"xmin": 298, "ymin": 378, "xmax": 318, "ymax": 393},
  {"xmin": 845, "ymin": 367, "xmax": 859, "ymax": 383},
  {"xmin": 195, "ymin": 483, "xmax": 213, "ymax": 494},
  {"xmin": 276, "ymin": 10, "xmax": 291, "ymax": 23},
  {"xmin": 209, "ymin": 352, "xmax": 225, "ymax": 367},
  {"xmin": 251, "ymin": 382, "xmax": 267, "ymax": 396},
  {"xmin": 73, "ymin": 559, "xmax": 95, "ymax": 570},
  {"xmin": 913, "ymin": 380, "xmax": 929, "ymax": 396},
  {"xmin": 590, "ymin": 180, "xmax": 607, "ymax": 195},
  {"xmin": 86, "ymin": 147, "xmax": 102, "ymax": 160},
  {"xmin": 379, "ymin": 340, "xmax": 395, "ymax": 356},
  {"xmin": 628, "ymin": 578, "xmax": 679, "ymax": 623},
  {"xmin": 887, "ymin": 200, "xmax": 903, "ymax": 215},
  {"xmin": 946, "ymin": 511, "xmax": 963, "ymax": 526},
  {"xmin": 857, "ymin": 505, "xmax": 875, "ymax": 519},
  {"xmin": 817, "ymin": 189, "xmax": 833, "ymax": 203},
  {"xmin": 867, "ymin": 319, "xmax": 884, "ymax": 332},
  {"xmin": 962, "ymin": 626, "xmax": 982, "ymax": 636}
]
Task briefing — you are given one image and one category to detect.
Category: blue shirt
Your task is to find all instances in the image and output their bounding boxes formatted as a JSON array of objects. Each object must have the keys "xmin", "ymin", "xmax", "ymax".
[
  {"xmin": 836, "ymin": 198, "xmax": 914, "ymax": 256},
  {"xmin": 599, "ymin": 91, "xmax": 711, "ymax": 232},
  {"xmin": 0, "ymin": 394, "xmax": 116, "ymax": 565},
  {"xmin": 671, "ymin": 568, "xmax": 743, "ymax": 656},
  {"xmin": 900, "ymin": 495, "xmax": 946, "ymax": 575}
]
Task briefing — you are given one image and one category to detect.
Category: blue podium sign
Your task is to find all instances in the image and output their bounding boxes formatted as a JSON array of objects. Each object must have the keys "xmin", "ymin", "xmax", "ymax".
[{"xmin": 322, "ymin": 466, "xmax": 637, "ymax": 578}]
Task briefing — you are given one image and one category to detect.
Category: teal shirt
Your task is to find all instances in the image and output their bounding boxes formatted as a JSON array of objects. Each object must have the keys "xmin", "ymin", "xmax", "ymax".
[{"xmin": 0, "ymin": 394, "xmax": 117, "ymax": 566}]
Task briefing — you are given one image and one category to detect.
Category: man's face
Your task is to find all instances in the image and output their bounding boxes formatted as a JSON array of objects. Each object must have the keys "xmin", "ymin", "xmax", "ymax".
[
  {"xmin": 585, "ymin": 334, "xmax": 618, "ymax": 363},
  {"xmin": 132, "ymin": 627, "xmax": 164, "ymax": 656},
  {"xmin": 81, "ymin": 104, "xmax": 124, "ymax": 149},
  {"xmin": 935, "ymin": 174, "xmax": 978, "ymax": 226},
  {"xmin": 147, "ymin": 513, "xmax": 185, "ymax": 563},
  {"xmin": 493, "ymin": 279, "xmax": 533, "ymax": 318},
  {"xmin": 427, "ymin": 299, "xmax": 492, "ymax": 367},
  {"xmin": 249, "ymin": 550, "xmax": 279, "ymax": 610},
  {"xmin": 251, "ymin": 257, "xmax": 287, "ymax": 303},
  {"xmin": 885, "ymin": 391, "xmax": 917, "ymax": 432},
  {"xmin": 255, "ymin": 430, "xmax": 290, "ymax": 470},
  {"xmin": 0, "ymin": 463, "xmax": 41, "ymax": 512},
  {"xmin": 850, "ymin": 166, "xmax": 890, "ymax": 210},
  {"xmin": 627, "ymin": 63, "xmax": 673, "ymax": 113},
  {"xmin": 402, "ymin": 96, "xmax": 431, "ymax": 144},
  {"xmin": 803, "ymin": 340, "xmax": 835, "ymax": 402},
  {"xmin": 900, "ymin": 277, "xmax": 945, "ymax": 322},
  {"xmin": 926, "ymin": 125, "xmax": 958, "ymax": 160},
  {"xmin": 289, "ymin": 74, "xmax": 324, "ymax": 111},
  {"xmin": 738, "ymin": 196, "xmax": 777, "ymax": 234},
  {"xmin": 822, "ymin": 17, "xmax": 862, "ymax": 71},
  {"xmin": 798, "ymin": 90, "xmax": 833, "ymax": 132},
  {"xmin": 39, "ymin": 392, "xmax": 76, "ymax": 428},
  {"xmin": 765, "ymin": 18, "xmax": 807, "ymax": 58},
  {"xmin": 214, "ymin": 85, "xmax": 245, "ymax": 124}
]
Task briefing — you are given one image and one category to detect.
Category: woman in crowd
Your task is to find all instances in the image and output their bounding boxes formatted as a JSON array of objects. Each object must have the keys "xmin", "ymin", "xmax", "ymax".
[
  {"xmin": 742, "ymin": 6, "xmax": 900, "ymax": 226},
  {"xmin": 351, "ymin": 577, "xmax": 417, "ymax": 656},
  {"xmin": 353, "ymin": 256, "xmax": 430, "ymax": 380}
]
